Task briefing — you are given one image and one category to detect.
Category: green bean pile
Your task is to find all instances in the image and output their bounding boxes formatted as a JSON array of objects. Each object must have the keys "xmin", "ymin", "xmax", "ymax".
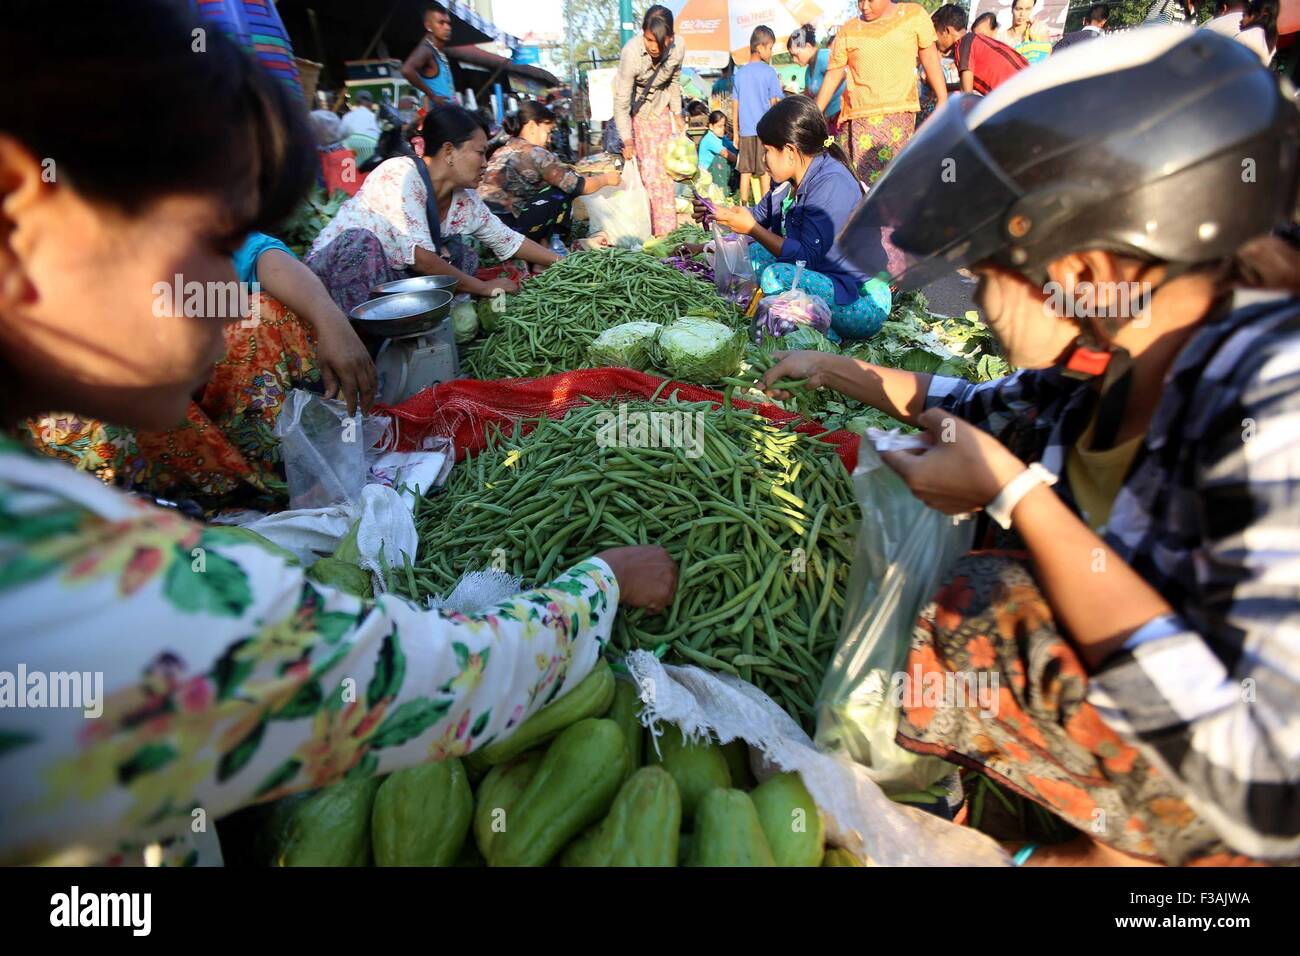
[
  {"xmin": 460, "ymin": 248, "xmax": 742, "ymax": 381},
  {"xmin": 394, "ymin": 384, "xmax": 859, "ymax": 729}
]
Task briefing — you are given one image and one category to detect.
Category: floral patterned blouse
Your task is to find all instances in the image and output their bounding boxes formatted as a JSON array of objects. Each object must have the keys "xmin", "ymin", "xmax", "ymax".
[
  {"xmin": 0, "ymin": 438, "xmax": 618, "ymax": 864},
  {"xmin": 309, "ymin": 156, "xmax": 526, "ymax": 270},
  {"xmin": 478, "ymin": 138, "xmax": 584, "ymax": 219}
]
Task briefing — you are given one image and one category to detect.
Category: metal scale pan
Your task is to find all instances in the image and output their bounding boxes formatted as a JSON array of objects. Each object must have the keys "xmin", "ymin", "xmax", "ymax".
[{"xmin": 350, "ymin": 289, "xmax": 458, "ymax": 404}]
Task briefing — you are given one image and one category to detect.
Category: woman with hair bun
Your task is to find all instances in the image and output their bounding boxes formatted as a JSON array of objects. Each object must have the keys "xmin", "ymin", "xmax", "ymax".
[{"xmin": 479, "ymin": 100, "xmax": 622, "ymax": 243}]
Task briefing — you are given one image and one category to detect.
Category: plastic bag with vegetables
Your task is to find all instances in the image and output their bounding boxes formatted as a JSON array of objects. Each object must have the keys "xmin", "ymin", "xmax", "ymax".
[
  {"xmin": 653, "ymin": 316, "xmax": 745, "ymax": 383},
  {"xmin": 664, "ymin": 133, "xmax": 698, "ymax": 181},
  {"xmin": 586, "ymin": 321, "xmax": 662, "ymax": 371},
  {"xmin": 751, "ymin": 261, "xmax": 832, "ymax": 344}
]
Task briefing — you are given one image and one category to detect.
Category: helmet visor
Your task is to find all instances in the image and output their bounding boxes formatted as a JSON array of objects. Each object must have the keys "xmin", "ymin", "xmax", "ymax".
[{"xmin": 837, "ymin": 95, "xmax": 1023, "ymax": 290}]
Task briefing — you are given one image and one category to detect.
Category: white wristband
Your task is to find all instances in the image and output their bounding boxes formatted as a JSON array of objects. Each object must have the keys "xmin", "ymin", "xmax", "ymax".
[{"xmin": 986, "ymin": 463, "xmax": 1057, "ymax": 529}]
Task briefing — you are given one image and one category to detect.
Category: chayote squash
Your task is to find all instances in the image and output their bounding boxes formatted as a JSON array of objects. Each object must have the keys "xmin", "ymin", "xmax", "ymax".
[
  {"xmin": 608, "ymin": 677, "xmax": 644, "ymax": 777},
  {"xmin": 686, "ymin": 788, "xmax": 776, "ymax": 867},
  {"xmin": 560, "ymin": 766, "xmax": 681, "ymax": 867},
  {"xmin": 470, "ymin": 658, "xmax": 615, "ymax": 768},
  {"xmin": 750, "ymin": 771, "xmax": 825, "ymax": 867},
  {"xmin": 488, "ymin": 718, "xmax": 626, "ymax": 867},
  {"xmin": 720, "ymin": 739, "xmax": 753, "ymax": 790},
  {"xmin": 262, "ymin": 776, "xmax": 381, "ymax": 866},
  {"xmin": 646, "ymin": 725, "xmax": 730, "ymax": 821},
  {"xmin": 371, "ymin": 759, "xmax": 473, "ymax": 866},
  {"xmin": 473, "ymin": 748, "xmax": 545, "ymax": 859},
  {"xmin": 821, "ymin": 847, "xmax": 863, "ymax": 867}
]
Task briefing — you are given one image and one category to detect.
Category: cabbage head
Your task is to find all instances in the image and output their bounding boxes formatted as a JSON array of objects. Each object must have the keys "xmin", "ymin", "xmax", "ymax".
[
  {"xmin": 587, "ymin": 321, "xmax": 662, "ymax": 370},
  {"xmin": 656, "ymin": 317, "xmax": 744, "ymax": 384}
]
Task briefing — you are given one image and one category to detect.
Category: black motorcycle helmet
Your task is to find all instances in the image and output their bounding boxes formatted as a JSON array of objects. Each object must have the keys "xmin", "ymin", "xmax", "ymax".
[{"xmin": 839, "ymin": 26, "xmax": 1300, "ymax": 293}]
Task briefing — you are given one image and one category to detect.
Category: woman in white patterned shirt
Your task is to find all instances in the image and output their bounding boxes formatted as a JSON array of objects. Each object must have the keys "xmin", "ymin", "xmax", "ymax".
[{"xmin": 307, "ymin": 107, "xmax": 563, "ymax": 314}]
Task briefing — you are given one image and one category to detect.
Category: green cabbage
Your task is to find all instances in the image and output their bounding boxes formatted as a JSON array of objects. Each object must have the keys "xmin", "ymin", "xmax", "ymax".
[
  {"xmin": 476, "ymin": 294, "xmax": 507, "ymax": 335},
  {"xmin": 587, "ymin": 321, "xmax": 662, "ymax": 370},
  {"xmin": 775, "ymin": 325, "xmax": 839, "ymax": 353},
  {"xmin": 452, "ymin": 300, "xmax": 479, "ymax": 344},
  {"xmin": 656, "ymin": 317, "xmax": 745, "ymax": 384}
]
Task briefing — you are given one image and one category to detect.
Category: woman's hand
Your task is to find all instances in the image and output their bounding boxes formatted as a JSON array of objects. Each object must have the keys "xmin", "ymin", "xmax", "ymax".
[
  {"xmin": 622, "ymin": 143, "xmax": 635, "ymax": 161},
  {"xmin": 760, "ymin": 350, "xmax": 836, "ymax": 398},
  {"xmin": 879, "ymin": 407, "xmax": 1027, "ymax": 515},
  {"xmin": 474, "ymin": 276, "xmax": 518, "ymax": 297},
  {"xmin": 595, "ymin": 545, "xmax": 678, "ymax": 613},
  {"xmin": 712, "ymin": 203, "xmax": 756, "ymax": 235},
  {"xmin": 314, "ymin": 318, "xmax": 378, "ymax": 415},
  {"xmin": 604, "ymin": 169, "xmax": 623, "ymax": 188}
]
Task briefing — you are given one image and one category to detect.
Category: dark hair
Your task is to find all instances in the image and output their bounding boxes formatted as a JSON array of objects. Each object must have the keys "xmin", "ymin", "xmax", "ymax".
[
  {"xmin": 707, "ymin": 110, "xmax": 727, "ymax": 126},
  {"xmin": 643, "ymin": 5, "xmax": 674, "ymax": 45},
  {"xmin": 687, "ymin": 100, "xmax": 710, "ymax": 117},
  {"xmin": 425, "ymin": 2, "xmax": 448, "ymax": 18},
  {"xmin": 1086, "ymin": 3, "xmax": 1110, "ymax": 22},
  {"xmin": 971, "ymin": 11, "xmax": 999, "ymax": 30},
  {"xmin": 932, "ymin": 4, "xmax": 969, "ymax": 32},
  {"xmin": 502, "ymin": 101, "xmax": 556, "ymax": 137},
  {"xmin": 1242, "ymin": 0, "xmax": 1278, "ymax": 46},
  {"xmin": 0, "ymin": 0, "xmax": 314, "ymax": 235},
  {"xmin": 787, "ymin": 23, "xmax": 816, "ymax": 51},
  {"xmin": 755, "ymin": 95, "xmax": 858, "ymax": 184},
  {"xmin": 409, "ymin": 105, "xmax": 489, "ymax": 155},
  {"xmin": 750, "ymin": 25, "xmax": 776, "ymax": 52}
]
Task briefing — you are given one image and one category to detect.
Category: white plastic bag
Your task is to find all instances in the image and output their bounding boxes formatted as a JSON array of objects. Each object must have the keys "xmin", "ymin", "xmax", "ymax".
[
  {"xmin": 814, "ymin": 440, "xmax": 976, "ymax": 793},
  {"xmin": 273, "ymin": 390, "xmax": 392, "ymax": 510},
  {"xmin": 712, "ymin": 222, "xmax": 755, "ymax": 308},
  {"xmin": 576, "ymin": 157, "xmax": 652, "ymax": 247},
  {"xmin": 626, "ymin": 652, "xmax": 1009, "ymax": 866}
]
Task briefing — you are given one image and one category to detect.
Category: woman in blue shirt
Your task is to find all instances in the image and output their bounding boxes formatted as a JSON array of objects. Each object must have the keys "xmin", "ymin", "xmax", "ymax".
[
  {"xmin": 694, "ymin": 96, "xmax": 891, "ymax": 339},
  {"xmin": 787, "ymin": 25, "xmax": 845, "ymax": 136}
]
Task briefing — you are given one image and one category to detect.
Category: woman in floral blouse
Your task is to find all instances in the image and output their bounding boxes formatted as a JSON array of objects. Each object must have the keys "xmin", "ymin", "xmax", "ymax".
[
  {"xmin": 307, "ymin": 107, "xmax": 564, "ymax": 314},
  {"xmin": 0, "ymin": 0, "xmax": 677, "ymax": 865},
  {"xmin": 479, "ymin": 101, "xmax": 622, "ymax": 244}
]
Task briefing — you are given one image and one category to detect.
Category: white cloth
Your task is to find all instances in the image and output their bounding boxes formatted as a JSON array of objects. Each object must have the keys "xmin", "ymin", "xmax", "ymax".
[
  {"xmin": 1235, "ymin": 26, "xmax": 1274, "ymax": 65},
  {"xmin": 339, "ymin": 105, "xmax": 381, "ymax": 139},
  {"xmin": 309, "ymin": 157, "xmax": 526, "ymax": 269},
  {"xmin": 1203, "ymin": 10, "xmax": 1245, "ymax": 35}
]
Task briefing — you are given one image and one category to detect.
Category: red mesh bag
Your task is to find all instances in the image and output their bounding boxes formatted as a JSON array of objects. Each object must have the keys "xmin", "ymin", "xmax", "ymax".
[{"xmin": 380, "ymin": 368, "xmax": 860, "ymax": 473}]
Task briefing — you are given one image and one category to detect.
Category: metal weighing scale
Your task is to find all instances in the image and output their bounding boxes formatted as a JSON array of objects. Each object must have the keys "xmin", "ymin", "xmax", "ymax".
[{"xmin": 351, "ymin": 276, "xmax": 460, "ymax": 405}]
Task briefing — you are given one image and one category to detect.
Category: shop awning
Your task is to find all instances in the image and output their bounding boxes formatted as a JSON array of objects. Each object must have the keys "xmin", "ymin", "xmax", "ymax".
[
  {"xmin": 276, "ymin": 0, "xmax": 520, "ymax": 86},
  {"xmin": 446, "ymin": 44, "xmax": 561, "ymax": 91}
]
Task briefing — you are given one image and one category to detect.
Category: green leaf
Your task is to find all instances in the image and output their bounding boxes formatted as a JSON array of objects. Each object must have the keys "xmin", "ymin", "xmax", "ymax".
[
  {"xmin": 315, "ymin": 610, "xmax": 357, "ymax": 646},
  {"xmin": 366, "ymin": 629, "xmax": 406, "ymax": 707},
  {"xmin": 470, "ymin": 709, "xmax": 491, "ymax": 738},
  {"xmin": 896, "ymin": 348, "xmax": 944, "ymax": 374},
  {"xmin": 211, "ymin": 640, "xmax": 255, "ymax": 701},
  {"xmin": 217, "ymin": 718, "xmax": 266, "ymax": 782},
  {"xmin": 118, "ymin": 743, "xmax": 179, "ymax": 785},
  {"xmin": 346, "ymin": 750, "xmax": 379, "ymax": 781},
  {"xmin": 369, "ymin": 697, "xmax": 452, "ymax": 749},
  {"xmin": 273, "ymin": 680, "xmax": 323, "ymax": 720},
  {"xmin": 253, "ymin": 758, "xmax": 303, "ymax": 798},
  {"xmin": 0, "ymin": 553, "xmax": 60, "ymax": 590},
  {"xmin": 163, "ymin": 545, "xmax": 253, "ymax": 617}
]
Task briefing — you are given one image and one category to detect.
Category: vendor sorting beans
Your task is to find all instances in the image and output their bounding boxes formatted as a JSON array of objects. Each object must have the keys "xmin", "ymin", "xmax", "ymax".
[{"xmin": 479, "ymin": 101, "xmax": 622, "ymax": 245}]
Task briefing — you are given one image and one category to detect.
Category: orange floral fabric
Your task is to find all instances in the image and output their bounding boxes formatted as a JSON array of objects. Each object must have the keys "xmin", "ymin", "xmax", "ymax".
[{"xmin": 896, "ymin": 551, "xmax": 1261, "ymax": 866}]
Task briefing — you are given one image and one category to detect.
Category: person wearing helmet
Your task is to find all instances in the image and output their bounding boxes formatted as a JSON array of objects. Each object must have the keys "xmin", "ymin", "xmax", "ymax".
[{"xmin": 763, "ymin": 28, "xmax": 1300, "ymax": 865}]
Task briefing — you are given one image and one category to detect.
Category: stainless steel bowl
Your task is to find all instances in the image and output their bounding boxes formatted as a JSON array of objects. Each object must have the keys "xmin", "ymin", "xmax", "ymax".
[
  {"xmin": 370, "ymin": 275, "xmax": 459, "ymax": 297},
  {"xmin": 349, "ymin": 289, "xmax": 454, "ymax": 339}
]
